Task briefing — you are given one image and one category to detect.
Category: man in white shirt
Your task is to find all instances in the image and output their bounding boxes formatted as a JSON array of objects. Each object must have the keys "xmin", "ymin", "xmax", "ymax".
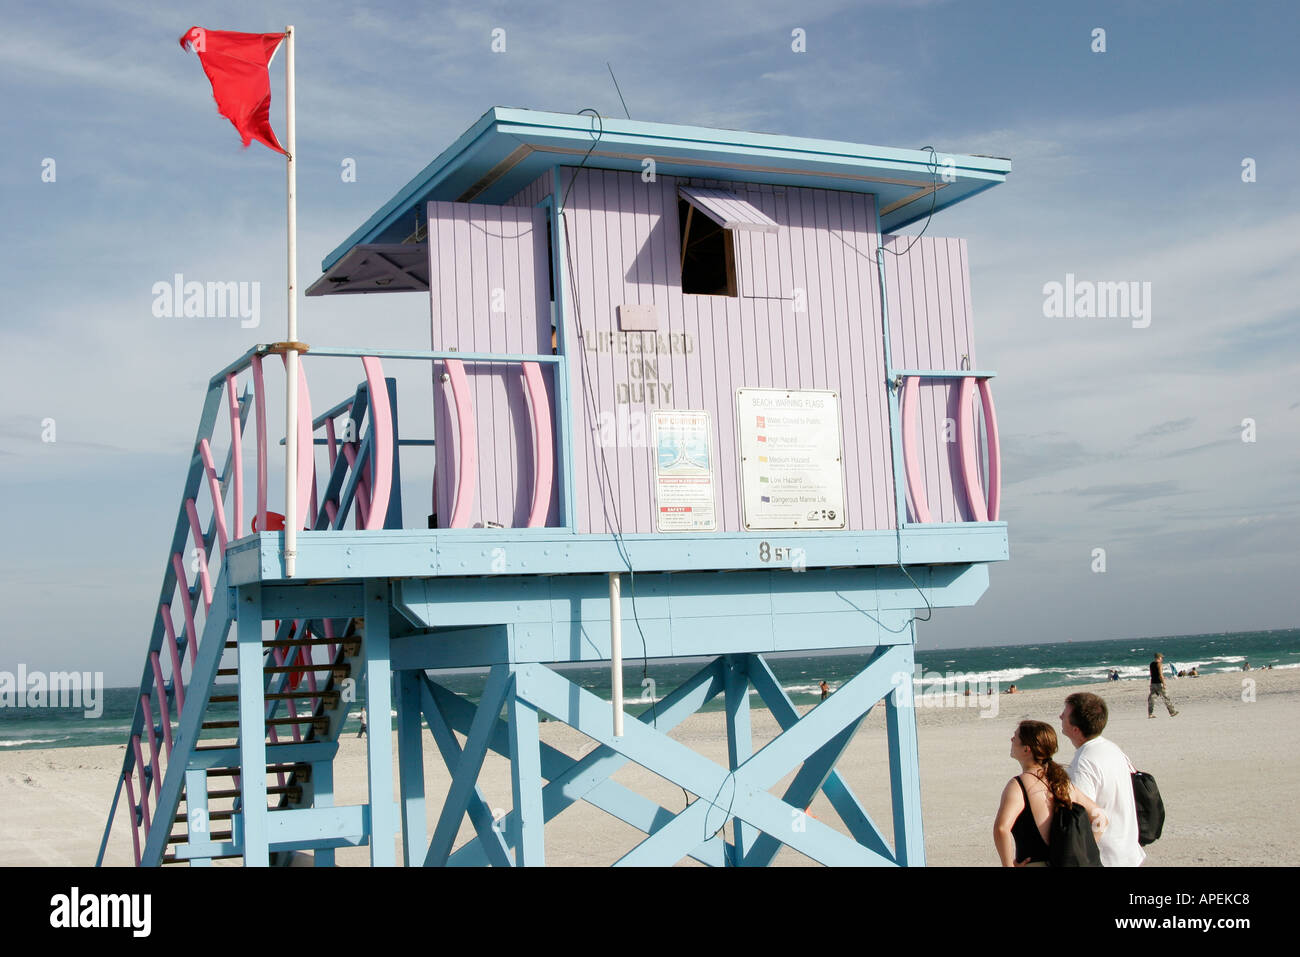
[{"xmin": 1060, "ymin": 692, "xmax": 1145, "ymax": 867}]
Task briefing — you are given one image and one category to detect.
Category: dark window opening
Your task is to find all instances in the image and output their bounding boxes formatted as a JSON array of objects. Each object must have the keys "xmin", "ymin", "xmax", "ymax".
[{"xmin": 679, "ymin": 199, "xmax": 737, "ymax": 296}]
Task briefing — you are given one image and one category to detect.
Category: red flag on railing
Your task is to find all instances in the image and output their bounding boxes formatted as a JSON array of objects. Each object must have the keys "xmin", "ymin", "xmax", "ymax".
[{"xmin": 179, "ymin": 26, "xmax": 288, "ymax": 155}]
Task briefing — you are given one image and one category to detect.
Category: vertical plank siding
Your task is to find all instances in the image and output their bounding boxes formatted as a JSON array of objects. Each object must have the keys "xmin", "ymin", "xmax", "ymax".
[
  {"xmin": 882, "ymin": 235, "xmax": 979, "ymax": 523},
  {"xmin": 555, "ymin": 168, "xmax": 896, "ymax": 534},
  {"xmin": 425, "ymin": 169, "xmax": 980, "ymax": 534}
]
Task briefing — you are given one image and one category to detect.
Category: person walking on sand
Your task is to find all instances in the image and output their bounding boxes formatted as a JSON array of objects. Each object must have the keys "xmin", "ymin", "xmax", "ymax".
[
  {"xmin": 1147, "ymin": 653, "xmax": 1179, "ymax": 718},
  {"xmin": 1060, "ymin": 692, "xmax": 1145, "ymax": 866},
  {"xmin": 357, "ymin": 707, "xmax": 368, "ymax": 738},
  {"xmin": 994, "ymin": 720, "xmax": 1106, "ymax": 866}
]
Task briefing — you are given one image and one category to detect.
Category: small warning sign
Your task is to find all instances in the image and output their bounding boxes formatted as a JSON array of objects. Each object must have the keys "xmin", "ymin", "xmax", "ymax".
[{"xmin": 653, "ymin": 410, "xmax": 717, "ymax": 532}]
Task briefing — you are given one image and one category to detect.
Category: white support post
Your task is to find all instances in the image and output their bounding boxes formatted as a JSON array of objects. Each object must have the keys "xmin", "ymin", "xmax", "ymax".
[
  {"xmin": 283, "ymin": 24, "xmax": 299, "ymax": 579},
  {"xmin": 610, "ymin": 572, "xmax": 623, "ymax": 737}
]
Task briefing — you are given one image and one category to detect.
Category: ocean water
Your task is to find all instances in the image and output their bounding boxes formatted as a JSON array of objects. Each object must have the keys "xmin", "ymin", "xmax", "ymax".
[{"xmin": 2, "ymin": 628, "xmax": 1295, "ymax": 751}]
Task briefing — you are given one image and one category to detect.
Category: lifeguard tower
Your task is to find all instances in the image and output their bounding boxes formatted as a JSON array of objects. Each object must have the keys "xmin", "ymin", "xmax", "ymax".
[{"xmin": 98, "ymin": 108, "xmax": 1010, "ymax": 866}]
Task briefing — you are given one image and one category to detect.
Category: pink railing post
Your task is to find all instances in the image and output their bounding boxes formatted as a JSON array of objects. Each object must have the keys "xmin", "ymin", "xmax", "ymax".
[
  {"xmin": 149, "ymin": 652, "xmax": 174, "ymax": 756},
  {"xmin": 251, "ymin": 355, "xmax": 269, "ymax": 535},
  {"xmin": 171, "ymin": 554, "xmax": 199, "ymax": 659},
  {"xmin": 160, "ymin": 605, "xmax": 186, "ymax": 715},
  {"xmin": 122, "ymin": 773, "xmax": 142, "ymax": 866},
  {"xmin": 226, "ymin": 373, "xmax": 245, "ymax": 537},
  {"xmin": 184, "ymin": 499, "xmax": 214, "ymax": 611},
  {"xmin": 198, "ymin": 440, "xmax": 230, "ymax": 554}
]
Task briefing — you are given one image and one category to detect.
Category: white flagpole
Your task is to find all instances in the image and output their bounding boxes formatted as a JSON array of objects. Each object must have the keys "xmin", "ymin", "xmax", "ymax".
[{"xmin": 284, "ymin": 23, "xmax": 299, "ymax": 578}]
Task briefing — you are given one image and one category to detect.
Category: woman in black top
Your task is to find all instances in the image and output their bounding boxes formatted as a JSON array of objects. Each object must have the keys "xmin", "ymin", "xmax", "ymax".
[{"xmin": 994, "ymin": 720, "xmax": 1106, "ymax": 866}]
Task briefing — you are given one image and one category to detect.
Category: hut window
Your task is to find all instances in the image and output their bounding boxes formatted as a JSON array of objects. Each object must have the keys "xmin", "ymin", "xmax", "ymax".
[
  {"xmin": 678, "ymin": 186, "xmax": 780, "ymax": 298},
  {"xmin": 679, "ymin": 198, "xmax": 737, "ymax": 296}
]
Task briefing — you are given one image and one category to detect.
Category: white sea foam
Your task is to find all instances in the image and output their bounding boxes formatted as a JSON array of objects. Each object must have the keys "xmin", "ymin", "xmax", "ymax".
[{"xmin": 0, "ymin": 737, "xmax": 61, "ymax": 747}]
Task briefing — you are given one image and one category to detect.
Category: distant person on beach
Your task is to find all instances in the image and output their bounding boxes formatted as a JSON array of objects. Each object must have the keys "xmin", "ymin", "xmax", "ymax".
[
  {"xmin": 1005, "ymin": 684, "xmax": 1019, "ymax": 694},
  {"xmin": 819, "ymin": 680, "xmax": 830, "ymax": 701},
  {"xmin": 993, "ymin": 719, "xmax": 1106, "ymax": 867},
  {"xmin": 1060, "ymin": 692, "xmax": 1145, "ymax": 866},
  {"xmin": 1242, "ymin": 661, "xmax": 1251, "ymax": 671},
  {"xmin": 1148, "ymin": 653, "xmax": 1179, "ymax": 718},
  {"xmin": 357, "ymin": 708, "xmax": 368, "ymax": 738}
]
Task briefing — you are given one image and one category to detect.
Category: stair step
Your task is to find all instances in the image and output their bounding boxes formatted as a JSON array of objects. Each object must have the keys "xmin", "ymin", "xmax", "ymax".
[
  {"xmin": 201, "ymin": 716, "xmax": 330, "ymax": 731},
  {"xmin": 216, "ymin": 663, "xmax": 349, "ymax": 677},
  {"xmin": 224, "ymin": 637, "xmax": 351, "ymax": 649},
  {"xmin": 175, "ymin": 809, "xmax": 236, "ymax": 823},
  {"xmin": 168, "ymin": 830, "xmax": 232, "ymax": 844},
  {"xmin": 203, "ymin": 763, "xmax": 310, "ymax": 779},
  {"xmin": 207, "ymin": 785, "xmax": 301, "ymax": 800},
  {"xmin": 163, "ymin": 850, "xmax": 243, "ymax": 864},
  {"xmin": 210, "ymin": 691, "xmax": 339, "ymax": 704}
]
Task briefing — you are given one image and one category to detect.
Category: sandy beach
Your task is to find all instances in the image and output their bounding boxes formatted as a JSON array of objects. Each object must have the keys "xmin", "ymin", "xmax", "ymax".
[{"xmin": 3, "ymin": 668, "xmax": 1297, "ymax": 867}]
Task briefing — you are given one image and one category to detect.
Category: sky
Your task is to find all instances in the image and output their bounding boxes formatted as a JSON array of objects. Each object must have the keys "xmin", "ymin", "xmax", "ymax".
[{"xmin": 1, "ymin": 0, "xmax": 1297, "ymax": 685}]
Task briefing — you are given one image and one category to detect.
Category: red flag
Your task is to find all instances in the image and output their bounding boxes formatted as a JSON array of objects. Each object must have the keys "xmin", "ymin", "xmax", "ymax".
[{"xmin": 179, "ymin": 26, "xmax": 287, "ymax": 155}]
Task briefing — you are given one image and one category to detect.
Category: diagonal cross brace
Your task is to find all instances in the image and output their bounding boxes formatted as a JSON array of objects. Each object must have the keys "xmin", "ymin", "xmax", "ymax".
[
  {"xmin": 418, "ymin": 674, "xmax": 513, "ymax": 866},
  {"xmin": 746, "ymin": 651, "xmax": 896, "ymax": 862},
  {"xmin": 432, "ymin": 660, "xmax": 727, "ymax": 866},
  {"xmin": 514, "ymin": 658, "xmax": 902, "ymax": 866},
  {"xmin": 424, "ymin": 664, "xmax": 513, "ymax": 866}
]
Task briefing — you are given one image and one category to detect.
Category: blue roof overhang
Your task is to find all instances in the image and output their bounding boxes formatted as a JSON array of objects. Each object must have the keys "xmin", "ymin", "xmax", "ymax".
[{"xmin": 320, "ymin": 107, "xmax": 1011, "ymax": 274}]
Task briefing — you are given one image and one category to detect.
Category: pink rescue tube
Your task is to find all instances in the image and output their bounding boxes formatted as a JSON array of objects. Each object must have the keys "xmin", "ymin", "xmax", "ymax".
[
  {"xmin": 978, "ymin": 378, "xmax": 1001, "ymax": 522},
  {"xmin": 522, "ymin": 362, "xmax": 554, "ymax": 528},
  {"xmin": 957, "ymin": 376, "xmax": 988, "ymax": 523},
  {"xmin": 444, "ymin": 359, "xmax": 477, "ymax": 529},
  {"xmin": 901, "ymin": 376, "xmax": 932, "ymax": 524},
  {"xmin": 361, "ymin": 357, "xmax": 392, "ymax": 530},
  {"xmin": 251, "ymin": 355, "xmax": 268, "ymax": 534},
  {"xmin": 226, "ymin": 373, "xmax": 244, "ymax": 538}
]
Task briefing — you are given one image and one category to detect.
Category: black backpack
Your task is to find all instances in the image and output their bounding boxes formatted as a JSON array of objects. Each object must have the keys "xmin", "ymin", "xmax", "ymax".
[
  {"xmin": 1049, "ymin": 802, "xmax": 1102, "ymax": 867},
  {"xmin": 1132, "ymin": 770, "xmax": 1165, "ymax": 845}
]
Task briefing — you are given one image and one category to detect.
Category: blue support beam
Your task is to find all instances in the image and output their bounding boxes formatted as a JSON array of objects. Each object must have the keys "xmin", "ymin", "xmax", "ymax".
[
  {"xmin": 506, "ymin": 662, "xmax": 545, "ymax": 866},
  {"xmin": 312, "ymin": 759, "xmax": 336, "ymax": 867},
  {"xmin": 395, "ymin": 669, "xmax": 426, "ymax": 866},
  {"xmin": 184, "ymin": 768, "xmax": 211, "ymax": 867},
  {"xmin": 723, "ymin": 655, "xmax": 757, "ymax": 865},
  {"xmin": 230, "ymin": 526, "xmax": 1007, "ymax": 584},
  {"xmin": 237, "ymin": 584, "xmax": 269, "ymax": 866},
  {"xmin": 885, "ymin": 637, "xmax": 926, "ymax": 866},
  {"xmin": 363, "ymin": 582, "xmax": 397, "ymax": 866}
]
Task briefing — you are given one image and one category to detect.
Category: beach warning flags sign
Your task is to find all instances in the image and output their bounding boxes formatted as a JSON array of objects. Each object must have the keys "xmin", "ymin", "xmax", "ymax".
[{"xmin": 179, "ymin": 26, "xmax": 288, "ymax": 155}]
